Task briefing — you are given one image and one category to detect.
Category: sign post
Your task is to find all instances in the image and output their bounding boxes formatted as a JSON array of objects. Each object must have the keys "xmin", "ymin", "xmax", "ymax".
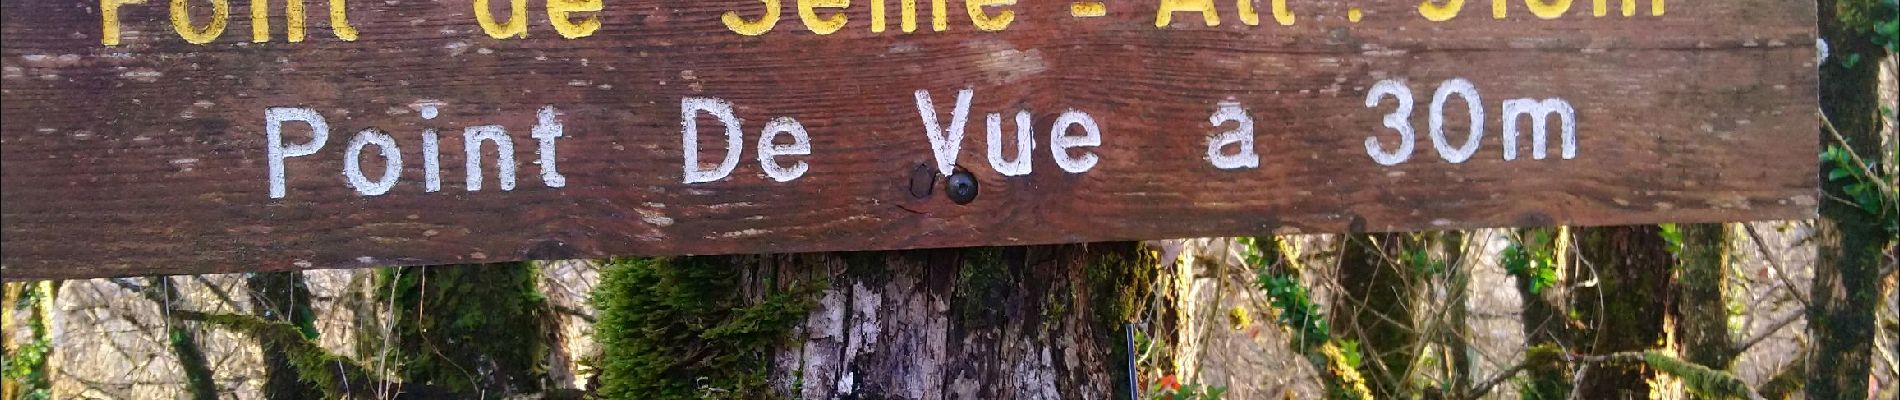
[{"xmin": 1, "ymin": 0, "xmax": 1817, "ymax": 280}]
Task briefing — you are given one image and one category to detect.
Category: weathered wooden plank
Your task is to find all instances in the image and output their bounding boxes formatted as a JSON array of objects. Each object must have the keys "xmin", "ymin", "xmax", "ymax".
[{"xmin": 2, "ymin": 0, "xmax": 1816, "ymax": 279}]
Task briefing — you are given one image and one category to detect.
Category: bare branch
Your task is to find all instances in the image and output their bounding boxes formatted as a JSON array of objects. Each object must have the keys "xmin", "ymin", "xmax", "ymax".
[
  {"xmin": 1741, "ymin": 223, "xmax": 1814, "ymax": 312},
  {"xmin": 1731, "ymin": 311, "xmax": 1804, "ymax": 357}
]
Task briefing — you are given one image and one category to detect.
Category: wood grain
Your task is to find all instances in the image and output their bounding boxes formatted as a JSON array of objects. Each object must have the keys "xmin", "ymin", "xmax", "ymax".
[{"xmin": 2, "ymin": 0, "xmax": 1817, "ymax": 280}]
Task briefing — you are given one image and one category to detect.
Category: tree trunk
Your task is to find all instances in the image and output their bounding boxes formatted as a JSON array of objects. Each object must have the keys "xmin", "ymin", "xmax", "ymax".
[
  {"xmin": 1674, "ymin": 223, "xmax": 1735, "ymax": 373},
  {"xmin": 1440, "ymin": 231, "xmax": 1474, "ymax": 397},
  {"xmin": 1572, "ymin": 226, "xmax": 1674, "ymax": 399},
  {"xmin": 1332, "ymin": 233, "xmax": 1420, "ymax": 397},
  {"xmin": 246, "ymin": 272, "xmax": 323, "ymax": 399},
  {"xmin": 757, "ymin": 244, "xmax": 1154, "ymax": 399},
  {"xmin": 378, "ymin": 263, "xmax": 549, "ymax": 396},
  {"xmin": 2, "ymin": 282, "xmax": 56, "ymax": 400},
  {"xmin": 592, "ymin": 244, "xmax": 1156, "ymax": 399},
  {"xmin": 1807, "ymin": 0, "xmax": 1893, "ymax": 398},
  {"xmin": 3, "ymin": 283, "xmax": 23, "ymax": 400},
  {"xmin": 146, "ymin": 277, "xmax": 219, "ymax": 400},
  {"xmin": 1512, "ymin": 227, "xmax": 1573, "ymax": 400},
  {"xmin": 170, "ymin": 309, "xmax": 390, "ymax": 399}
]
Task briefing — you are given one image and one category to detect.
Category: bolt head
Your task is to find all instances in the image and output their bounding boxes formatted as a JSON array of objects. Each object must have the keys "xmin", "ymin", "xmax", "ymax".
[{"xmin": 946, "ymin": 170, "xmax": 978, "ymax": 205}]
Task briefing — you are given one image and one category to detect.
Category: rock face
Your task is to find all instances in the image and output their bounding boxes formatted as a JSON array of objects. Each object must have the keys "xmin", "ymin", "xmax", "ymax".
[{"xmin": 745, "ymin": 244, "xmax": 1155, "ymax": 400}]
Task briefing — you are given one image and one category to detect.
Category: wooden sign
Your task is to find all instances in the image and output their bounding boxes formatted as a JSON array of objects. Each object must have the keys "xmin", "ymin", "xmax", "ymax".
[{"xmin": 2, "ymin": 0, "xmax": 1817, "ymax": 280}]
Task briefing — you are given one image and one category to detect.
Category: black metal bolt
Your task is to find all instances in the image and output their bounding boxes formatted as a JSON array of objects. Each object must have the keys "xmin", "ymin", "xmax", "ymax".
[{"xmin": 946, "ymin": 169, "xmax": 978, "ymax": 205}]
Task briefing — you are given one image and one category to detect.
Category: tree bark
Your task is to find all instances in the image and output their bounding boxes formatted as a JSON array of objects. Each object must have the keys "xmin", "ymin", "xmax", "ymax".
[
  {"xmin": 1572, "ymin": 226, "xmax": 1675, "ymax": 399},
  {"xmin": 1807, "ymin": 0, "xmax": 1894, "ymax": 398},
  {"xmin": 1674, "ymin": 223, "xmax": 1735, "ymax": 373},
  {"xmin": 753, "ymin": 243, "xmax": 1155, "ymax": 399}
]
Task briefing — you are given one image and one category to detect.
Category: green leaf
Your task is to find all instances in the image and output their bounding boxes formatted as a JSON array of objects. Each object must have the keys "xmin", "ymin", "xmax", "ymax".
[
  {"xmin": 1534, "ymin": 268, "xmax": 1558, "ymax": 295},
  {"xmin": 1658, "ymin": 223, "xmax": 1683, "ymax": 256},
  {"xmin": 1821, "ymin": 146, "xmax": 1847, "ymax": 163},
  {"xmin": 1829, "ymin": 168, "xmax": 1854, "ymax": 181},
  {"xmin": 1339, "ymin": 340, "xmax": 1364, "ymax": 369}
]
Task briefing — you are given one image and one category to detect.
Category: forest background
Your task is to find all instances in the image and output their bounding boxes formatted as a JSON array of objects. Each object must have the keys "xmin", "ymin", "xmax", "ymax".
[{"xmin": 3, "ymin": 0, "xmax": 1895, "ymax": 398}]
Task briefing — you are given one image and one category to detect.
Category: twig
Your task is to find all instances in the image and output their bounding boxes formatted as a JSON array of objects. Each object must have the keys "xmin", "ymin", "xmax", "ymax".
[
  {"xmin": 1563, "ymin": 227, "xmax": 1611, "ymax": 380},
  {"xmin": 548, "ymin": 304, "xmax": 598, "ymax": 323},
  {"xmin": 1741, "ymin": 223, "xmax": 1814, "ymax": 312},
  {"xmin": 378, "ymin": 268, "xmax": 402, "ymax": 399},
  {"xmin": 1566, "ymin": 360, "xmax": 1589, "ymax": 400},
  {"xmin": 1820, "ymin": 111, "xmax": 1898, "ymax": 200},
  {"xmin": 107, "ymin": 278, "xmax": 146, "ymax": 295},
  {"xmin": 1458, "ymin": 361, "xmax": 1529, "ymax": 400},
  {"xmin": 1731, "ymin": 310, "xmax": 1804, "ymax": 357},
  {"xmin": 191, "ymin": 275, "xmax": 241, "ymax": 311}
]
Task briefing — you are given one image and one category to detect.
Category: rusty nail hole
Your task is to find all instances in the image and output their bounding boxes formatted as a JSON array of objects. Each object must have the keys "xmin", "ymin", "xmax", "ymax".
[{"xmin": 909, "ymin": 164, "xmax": 935, "ymax": 199}]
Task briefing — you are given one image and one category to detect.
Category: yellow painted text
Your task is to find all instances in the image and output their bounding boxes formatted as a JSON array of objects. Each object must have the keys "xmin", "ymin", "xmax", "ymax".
[
  {"xmin": 1523, "ymin": 0, "xmax": 1571, "ymax": 19},
  {"xmin": 1418, "ymin": 0, "xmax": 1464, "ymax": 21},
  {"xmin": 250, "ymin": 0, "xmax": 358, "ymax": 42},
  {"xmin": 101, "ymin": 0, "xmax": 148, "ymax": 46},
  {"xmin": 1154, "ymin": 0, "xmax": 1288, "ymax": 27},
  {"xmin": 547, "ymin": 0, "xmax": 602, "ymax": 38},
  {"xmin": 475, "ymin": 0, "xmax": 529, "ymax": 38},
  {"xmin": 798, "ymin": 0, "xmax": 849, "ymax": 34},
  {"xmin": 965, "ymin": 0, "xmax": 1014, "ymax": 31},
  {"xmin": 1156, "ymin": 0, "xmax": 1220, "ymax": 27},
  {"xmin": 723, "ymin": 0, "xmax": 780, "ymax": 35},
  {"xmin": 1592, "ymin": 0, "xmax": 1662, "ymax": 16},
  {"xmin": 1070, "ymin": 1, "xmax": 1105, "ymax": 17},
  {"xmin": 170, "ymin": 0, "xmax": 229, "ymax": 44}
]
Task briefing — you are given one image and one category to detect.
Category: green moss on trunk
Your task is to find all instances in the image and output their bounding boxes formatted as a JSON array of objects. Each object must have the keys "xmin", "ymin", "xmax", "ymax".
[
  {"xmin": 246, "ymin": 272, "xmax": 323, "ymax": 399},
  {"xmin": 1675, "ymin": 223, "xmax": 1736, "ymax": 375},
  {"xmin": 592, "ymin": 257, "xmax": 816, "ymax": 399},
  {"xmin": 955, "ymin": 248, "xmax": 1012, "ymax": 328},
  {"xmin": 1573, "ymin": 226, "xmax": 1674, "ymax": 398},
  {"xmin": 1809, "ymin": 1, "xmax": 1895, "ymax": 398},
  {"xmin": 376, "ymin": 263, "xmax": 549, "ymax": 395},
  {"xmin": 1085, "ymin": 244, "xmax": 1156, "ymax": 400},
  {"xmin": 147, "ymin": 277, "xmax": 218, "ymax": 400},
  {"xmin": 1088, "ymin": 244, "xmax": 1156, "ymax": 341},
  {"xmin": 174, "ymin": 310, "xmax": 378, "ymax": 399}
]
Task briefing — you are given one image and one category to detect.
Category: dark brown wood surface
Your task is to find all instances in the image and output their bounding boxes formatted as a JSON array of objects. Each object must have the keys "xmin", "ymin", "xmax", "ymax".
[{"xmin": 2, "ymin": 0, "xmax": 1816, "ymax": 280}]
